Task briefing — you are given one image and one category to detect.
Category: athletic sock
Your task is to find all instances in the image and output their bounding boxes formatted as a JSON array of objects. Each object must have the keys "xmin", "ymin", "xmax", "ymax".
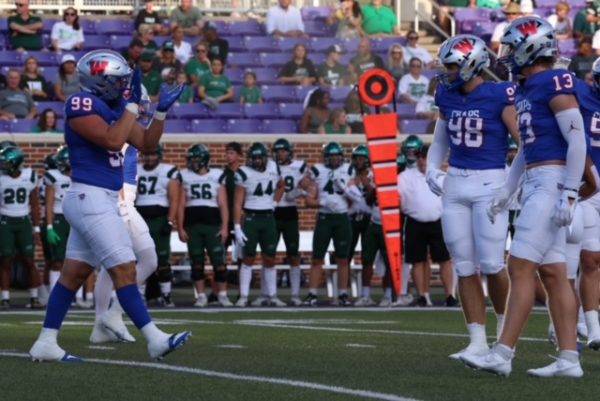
[
  {"xmin": 29, "ymin": 287, "xmax": 39, "ymax": 298},
  {"xmin": 467, "ymin": 322, "xmax": 487, "ymax": 346},
  {"xmin": 264, "ymin": 267, "xmax": 277, "ymax": 298},
  {"xmin": 94, "ymin": 268, "xmax": 113, "ymax": 319},
  {"xmin": 585, "ymin": 310, "xmax": 600, "ymax": 338},
  {"xmin": 75, "ymin": 286, "xmax": 83, "ymax": 300},
  {"xmin": 559, "ymin": 350, "xmax": 580, "ymax": 363},
  {"xmin": 141, "ymin": 322, "xmax": 167, "ymax": 342},
  {"xmin": 86, "ymin": 292, "xmax": 94, "ymax": 302},
  {"xmin": 384, "ymin": 288, "xmax": 392, "ymax": 299},
  {"xmin": 362, "ymin": 286, "xmax": 371, "ymax": 298},
  {"xmin": 239, "ymin": 264, "xmax": 252, "ymax": 298},
  {"xmin": 496, "ymin": 314, "xmax": 505, "ymax": 341},
  {"xmin": 43, "ymin": 283, "xmax": 75, "ymax": 330},
  {"xmin": 493, "ymin": 343, "xmax": 514, "ymax": 360},
  {"xmin": 259, "ymin": 266, "xmax": 267, "ymax": 297},
  {"xmin": 290, "ymin": 266, "xmax": 301, "ymax": 298},
  {"xmin": 49, "ymin": 271, "xmax": 60, "ymax": 292},
  {"xmin": 308, "ymin": 288, "xmax": 318, "ymax": 296},
  {"xmin": 401, "ymin": 263, "xmax": 410, "ymax": 295},
  {"xmin": 159, "ymin": 281, "xmax": 172, "ymax": 296},
  {"xmin": 116, "ymin": 284, "xmax": 151, "ymax": 330}
]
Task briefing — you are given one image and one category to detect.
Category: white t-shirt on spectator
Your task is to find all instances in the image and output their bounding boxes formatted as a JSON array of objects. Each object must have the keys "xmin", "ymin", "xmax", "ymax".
[
  {"xmin": 415, "ymin": 94, "xmax": 436, "ymax": 114},
  {"xmin": 403, "ymin": 46, "xmax": 432, "ymax": 66},
  {"xmin": 51, "ymin": 21, "xmax": 85, "ymax": 51},
  {"xmin": 174, "ymin": 40, "xmax": 193, "ymax": 65},
  {"xmin": 491, "ymin": 21, "xmax": 508, "ymax": 45},
  {"xmin": 593, "ymin": 31, "xmax": 600, "ymax": 51},
  {"xmin": 398, "ymin": 73, "xmax": 430, "ymax": 103},
  {"xmin": 546, "ymin": 15, "xmax": 572, "ymax": 36},
  {"xmin": 266, "ymin": 5, "xmax": 305, "ymax": 35},
  {"xmin": 398, "ymin": 168, "xmax": 443, "ymax": 222}
]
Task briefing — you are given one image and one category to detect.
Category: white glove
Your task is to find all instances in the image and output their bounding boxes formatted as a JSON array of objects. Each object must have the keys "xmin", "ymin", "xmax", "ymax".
[
  {"xmin": 332, "ymin": 177, "xmax": 345, "ymax": 193},
  {"xmin": 234, "ymin": 224, "xmax": 248, "ymax": 246},
  {"xmin": 486, "ymin": 187, "xmax": 511, "ymax": 224},
  {"xmin": 118, "ymin": 200, "xmax": 131, "ymax": 222},
  {"xmin": 552, "ymin": 188, "xmax": 578, "ymax": 227},
  {"xmin": 426, "ymin": 169, "xmax": 446, "ymax": 196}
]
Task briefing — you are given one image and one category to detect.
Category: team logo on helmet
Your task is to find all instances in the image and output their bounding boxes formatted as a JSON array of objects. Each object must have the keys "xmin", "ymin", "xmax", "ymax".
[
  {"xmin": 453, "ymin": 38, "xmax": 474, "ymax": 56},
  {"xmin": 516, "ymin": 20, "xmax": 540, "ymax": 36},
  {"xmin": 89, "ymin": 60, "xmax": 109, "ymax": 76}
]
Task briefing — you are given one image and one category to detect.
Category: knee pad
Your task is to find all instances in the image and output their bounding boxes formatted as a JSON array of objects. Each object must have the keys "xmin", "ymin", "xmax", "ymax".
[
  {"xmin": 157, "ymin": 265, "xmax": 173, "ymax": 283},
  {"xmin": 191, "ymin": 264, "xmax": 205, "ymax": 281},
  {"xmin": 454, "ymin": 260, "xmax": 477, "ymax": 278},
  {"xmin": 214, "ymin": 266, "xmax": 228, "ymax": 283}
]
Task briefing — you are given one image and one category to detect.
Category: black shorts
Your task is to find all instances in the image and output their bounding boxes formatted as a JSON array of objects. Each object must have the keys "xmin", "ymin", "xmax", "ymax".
[{"xmin": 404, "ymin": 216, "xmax": 450, "ymax": 264}]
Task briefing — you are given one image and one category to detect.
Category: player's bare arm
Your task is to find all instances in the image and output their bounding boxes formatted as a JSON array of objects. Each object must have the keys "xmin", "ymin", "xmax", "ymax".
[
  {"xmin": 217, "ymin": 185, "xmax": 229, "ymax": 243},
  {"xmin": 177, "ymin": 185, "xmax": 188, "ymax": 243},
  {"xmin": 233, "ymin": 185, "xmax": 245, "ymax": 225},
  {"xmin": 501, "ymin": 105, "xmax": 520, "ymax": 142},
  {"xmin": 167, "ymin": 178, "xmax": 180, "ymax": 228},
  {"xmin": 45, "ymin": 185, "xmax": 55, "ymax": 227}
]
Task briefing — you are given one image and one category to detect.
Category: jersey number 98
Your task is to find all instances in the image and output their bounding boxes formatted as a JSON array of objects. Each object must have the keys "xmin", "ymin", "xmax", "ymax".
[{"xmin": 447, "ymin": 117, "xmax": 483, "ymax": 148}]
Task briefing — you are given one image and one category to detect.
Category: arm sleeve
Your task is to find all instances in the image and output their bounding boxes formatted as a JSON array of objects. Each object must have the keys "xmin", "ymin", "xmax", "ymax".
[
  {"xmin": 505, "ymin": 148, "xmax": 526, "ymax": 195},
  {"xmin": 555, "ymin": 108, "xmax": 587, "ymax": 190},
  {"xmin": 426, "ymin": 118, "xmax": 449, "ymax": 171}
]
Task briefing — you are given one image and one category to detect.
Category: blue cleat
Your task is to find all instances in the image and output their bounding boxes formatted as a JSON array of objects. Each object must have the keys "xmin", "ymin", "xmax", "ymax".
[
  {"xmin": 30, "ymin": 339, "xmax": 83, "ymax": 363},
  {"xmin": 148, "ymin": 331, "xmax": 192, "ymax": 360}
]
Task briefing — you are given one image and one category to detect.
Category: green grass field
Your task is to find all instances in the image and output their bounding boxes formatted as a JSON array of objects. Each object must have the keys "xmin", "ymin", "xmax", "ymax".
[{"xmin": 1, "ymin": 307, "xmax": 600, "ymax": 401}]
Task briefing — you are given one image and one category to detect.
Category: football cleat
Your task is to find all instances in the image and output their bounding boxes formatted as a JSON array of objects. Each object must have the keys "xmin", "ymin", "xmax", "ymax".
[
  {"xmin": 75, "ymin": 298, "xmax": 93, "ymax": 309},
  {"xmin": 354, "ymin": 297, "xmax": 376, "ymax": 307},
  {"xmin": 217, "ymin": 294, "xmax": 233, "ymax": 307},
  {"xmin": 289, "ymin": 297, "xmax": 302, "ymax": 306},
  {"xmin": 27, "ymin": 298, "xmax": 45, "ymax": 310},
  {"xmin": 445, "ymin": 295, "xmax": 459, "ymax": 307},
  {"xmin": 526, "ymin": 356, "xmax": 583, "ymax": 378},
  {"xmin": 250, "ymin": 296, "xmax": 268, "ymax": 307},
  {"xmin": 90, "ymin": 323, "xmax": 120, "ymax": 344},
  {"xmin": 194, "ymin": 294, "xmax": 208, "ymax": 308},
  {"xmin": 301, "ymin": 293, "xmax": 318, "ymax": 306},
  {"xmin": 101, "ymin": 309, "xmax": 136, "ymax": 343},
  {"xmin": 269, "ymin": 297, "xmax": 287, "ymax": 307},
  {"xmin": 460, "ymin": 349, "xmax": 512, "ymax": 377},
  {"xmin": 147, "ymin": 331, "xmax": 192, "ymax": 360},
  {"xmin": 30, "ymin": 340, "xmax": 82, "ymax": 363},
  {"xmin": 159, "ymin": 293, "xmax": 176, "ymax": 308},
  {"xmin": 449, "ymin": 343, "xmax": 489, "ymax": 361},
  {"xmin": 587, "ymin": 335, "xmax": 600, "ymax": 350},
  {"xmin": 235, "ymin": 296, "xmax": 248, "ymax": 307},
  {"xmin": 577, "ymin": 322, "xmax": 588, "ymax": 339},
  {"xmin": 392, "ymin": 294, "xmax": 414, "ymax": 307},
  {"xmin": 378, "ymin": 297, "xmax": 392, "ymax": 307},
  {"xmin": 1, "ymin": 299, "xmax": 10, "ymax": 309},
  {"xmin": 337, "ymin": 293, "xmax": 352, "ymax": 307}
]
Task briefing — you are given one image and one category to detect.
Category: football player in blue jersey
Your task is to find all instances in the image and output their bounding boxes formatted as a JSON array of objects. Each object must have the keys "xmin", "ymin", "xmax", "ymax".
[
  {"xmin": 426, "ymin": 34, "xmax": 518, "ymax": 362},
  {"xmin": 462, "ymin": 17, "xmax": 586, "ymax": 378},
  {"xmin": 30, "ymin": 50, "xmax": 190, "ymax": 362}
]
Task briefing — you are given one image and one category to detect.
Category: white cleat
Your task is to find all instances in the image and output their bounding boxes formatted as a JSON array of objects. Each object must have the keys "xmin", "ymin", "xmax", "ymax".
[
  {"xmin": 235, "ymin": 297, "xmax": 248, "ymax": 307},
  {"xmin": 354, "ymin": 297, "xmax": 376, "ymax": 307},
  {"xmin": 449, "ymin": 343, "xmax": 489, "ymax": 361},
  {"xmin": 250, "ymin": 296, "xmax": 268, "ymax": 307},
  {"xmin": 147, "ymin": 331, "xmax": 192, "ymax": 360},
  {"xmin": 90, "ymin": 323, "xmax": 120, "ymax": 344},
  {"xmin": 30, "ymin": 339, "xmax": 82, "ymax": 363},
  {"xmin": 75, "ymin": 298, "xmax": 93, "ymax": 309},
  {"xmin": 587, "ymin": 334, "xmax": 600, "ymax": 350},
  {"xmin": 378, "ymin": 297, "xmax": 392, "ymax": 307},
  {"xmin": 460, "ymin": 349, "xmax": 512, "ymax": 377},
  {"xmin": 269, "ymin": 297, "xmax": 287, "ymax": 307},
  {"xmin": 101, "ymin": 309, "xmax": 136, "ymax": 343},
  {"xmin": 527, "ymin": 357, "xmax": 583, "ymax": 378},
  {"xmin": 392, "ymin": 294, "xmax": 414, "ymax": 306},
  {"xmin": 194, "ymin": 294, "xmax": 208, "ymax": 308},
  {"xmin": 217, "ymin": 294, "xmax": 233, "ymax": 307},
  {"xmin": 290, "ymin": 297, "xmax": 302, "ymax": 306},
  {"xmin": 577, "ymin": 322, "xmax": 588, "ymax": 339}
]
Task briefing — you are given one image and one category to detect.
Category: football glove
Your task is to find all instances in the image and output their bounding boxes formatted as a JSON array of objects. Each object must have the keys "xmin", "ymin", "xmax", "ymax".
[
  {"xmin": 486, "ymin": 187, "xmax": 511, "ymax": 224},
  {"xmin": 46, "ymin": 228, "xmax": 61, "ymax": 246},
  {"xmin": 157, "ymin": 84, "xmax": 185, "ymax": 112},
  {"xmin": 553, "ymin": 188, "xmax": 578, "ymax": 227},
  {"xmin": 234, "ymin": 224, "xmax": 248, "ymax": 246},
  {"xmin": 425, "ymin": 169, "xmax": 446, "ymax": 196}
]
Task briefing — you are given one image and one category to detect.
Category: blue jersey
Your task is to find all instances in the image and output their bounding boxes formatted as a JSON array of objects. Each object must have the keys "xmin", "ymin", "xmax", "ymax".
[
  {"xmin": 435, "ymin": 81, "xmax": 515, "ymax": 170},
  {"xmin": 65, "ymin": 92, "xmax": 126, "ymax": 191},
  {"xmin": 575, "ymin": 78, "xmax": 600, "ymax": 173},
  {"xmin": 123, "ymin": 144, "xmax": 138, "ymax": 186},
  {"xmin": 515, "ymin": 69, "xmax": 574, "ymax": 165}
]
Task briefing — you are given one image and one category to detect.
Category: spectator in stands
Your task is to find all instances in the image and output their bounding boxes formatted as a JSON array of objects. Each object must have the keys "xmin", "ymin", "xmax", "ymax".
[
  {"xmin": 170, "ymin": 0, "xmax": 204, "ymax": 36},
  {"xmin": 398, "ymin": 57, "xmax": 430, "ymax": 106},
  {"xmin": 135, "ymin": 0, "xmax": 168, "ymax": 36},
  {"xmin": 31, "ymin": 108, "xmax": 61, "ymax": 133},
  {"xmin": 591, "ymin": 29, "xmax": 600, "ymax": 56},
  {"xmin": 318, "ymin": 108, "xmax": 351, "ymax": 134},
  {"xmin": 185, "ymin": 42, "xmax": 212, "ymax": 87},
  {"xmin": 569, "ymin": 39, "xmax": 597, "ymax": 80},
  {"xmin": 361, "ymin": 0, "xmax": 401, "ymax": 38},
  {"xmin": 317, "ymin": 45, "xmax": 347, "ymax": 88},
  {"xmin": 403, "ymin": 30, "xmax": 433, "ymax": 67},
  {"xmin": 0, "ymin": 68, "xmax": 37, "ymax": 120},
  {"xmin": 266, "ymin": 0, "xmax": 307, "ymax": 39},
  {"xmin": 20, "ymin": 56, "xmax": 50, "ymax": 101},
  {"xmin": 490, "ymin": 2, "xmax": 522, "ymax": 54},
  {"xmin": 240, "ymin": 71, "xmax": 263, "ymax": 105},
  {"xmin": 438, "ymin": 0, "xmax": 475, "ymax": 36},
  {"xmin": 160, "ymin": 67, "xmax": 176, "ymax": 90},
  {"xmin": 198, "ymin": 58, "xmax": 234, "ymax": 110},
  {"xmin": 153, "ymin": 41, "xmax": 183, "ymax": 76},
  {"xmin": 9, "ymin": 0, "xmax": 43, "ymax": 51},
  {"xmin": 203, "ymin": 22, "xmax": 229, "ymax": 64},
  {"xmin": 138, "ymin": 24, "xmax": 159, "ymax": 53},
  {"xmin": 574, "ymin": 0, "xmax": 598, "ymax": 41},
  {"xmin": 327, "ymin": 0, "xmax": 364, "ymax": 39},
  {"xmin": 140, "ymin": 50, "xmax": 162, "ymax": 102},
  {"xmin": 171, "ymin": 26, "xmax": 193, "ymax": 65},
  {"xmin": 547, "ymin": 2, "xmax": 573, "ymax": 40},
  {"xmin": 51, "ymin": 7, "xmax": 84, "ymax": 52},
  {"xmin": 415, "ymin": 79, "xmax": 438, "ymax": 120},
  {"xmin": 345, "ymin": 91, "xmax": 368, "ymax": 133},
  {"xmin": 387, "ymin": 43, "xmax": 407, "ymax": 82},
  {"xmin": 123, "ymin": 38, "xmax": 145, "ymax": 68},
  {"xmin": 300, "ymin": 88, "xmax": 330, "ymax": 134},
  {"xmin": 53, "ymin": 54, "xmax": 79, "ymax": 103},
  {"xmin": 278, "ymin": 44, "xmax": 318, "ymax": 86},
  {"xmin": 176, "ymin": 71, "xmax": 194, "ymax": 104},
  {"xmin": 477, "ymin": 0, "xmax": 509, "ymax": 8},
  {"xmin": 348, "ymin": 38, "xmax": 385, "ymax": 84}
]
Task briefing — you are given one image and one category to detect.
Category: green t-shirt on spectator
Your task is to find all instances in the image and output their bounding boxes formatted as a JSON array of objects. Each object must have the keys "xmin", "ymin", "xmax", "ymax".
[
  {"xmin": 447, "ymin": 0, "xmax": 470, "ymax": 6},
  {"xmin": 201, "ymin": 74, "xmax": 231, "ymax": 98},
  {"xmin": 178, "ymin": 85, "xmax": 194, "ymax": 103},
  {"xmin": 170, "ymin": 6, "xmax": 203, "ymax": 29},
  {"xmin": 324, "ymin": 123, "xmax": 348, "ymax": 134},
  {"xmin": 142, "ymin": 70, "xmax": 163, "ymax": 97},
  {"xmin": 185, "ymin": 59, "xmax": 211, "ymax": 82},
  {"xmin": 361, "ymin": 5, "xmax": 397, "ymax": 35},
  {"xmin": 476, "ymin": 0, "xmax": 504, "ymax": 8},
  {"xmin": 8, "ymin": 15, "xmax": 42, "ymax": 50},
  {"xmin": 240, "ymin": 86, "xmax": 262, "ymax": 104}
]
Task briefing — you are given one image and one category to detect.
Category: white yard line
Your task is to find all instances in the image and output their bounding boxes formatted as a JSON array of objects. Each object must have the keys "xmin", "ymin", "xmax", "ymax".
[{"xmin": 0, "ymin": 351, "xmax": 418, "ymax": 401}]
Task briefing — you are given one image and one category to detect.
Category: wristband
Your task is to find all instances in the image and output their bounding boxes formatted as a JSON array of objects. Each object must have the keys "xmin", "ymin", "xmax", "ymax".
[
  {"xmin": 33, "ymin": 226, "xmax": 41, "ymax": 233},
  {"xmin": 125, "ymin": 103, "xmax": 139, "ymax": 116},
  {"xmin": 153, "ymin": 111, "xmax": 167, "ymax": 121},
  {"xmin": 46, "ymin": 225, "xmax": 53, "ymax": 230}
]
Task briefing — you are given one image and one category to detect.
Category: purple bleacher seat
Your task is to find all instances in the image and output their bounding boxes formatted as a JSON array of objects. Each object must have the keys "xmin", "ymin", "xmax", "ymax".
[
  {"xmin": 558, "ymin": 39, "xmax": 577, "ymax": 58},
  {"xmin": 301, "ymin": 6, "xmax": 331, "ymax": 20},
  {"xmin": 278, "ymin": 102, "xmax": 304, "ymax": 119},
  {"xmin": 397, "ymin": 103, "xmax": 417, "ymax": 119},
  {"xmin": 310, "ymin": 53, "xmax": 326, "ymax": 65},
  {"xmin": 170, "ymin": 103, "xmax": 208, "ymax": 119},
  {"xmin": 56, "ymin": 118, "xmax": 65, "ymax": 131},
  {"xmin": 259, "ymin": 52, "xmax": 291, "ymax": 68},
  {"xmin": 372, "ymin": 37, "xmax": 406, "ymax": 52},
  {"xmin": 262, "ymin": 119, "xmax": 297, "ymax": 134},
  {"xmin": 211, "ymin": 20, "xmax": 229, "ymax": 35},
  {"xmin": 340, "ymin": 53, "xmax": 353, "ymax": 65},
  {"xmin": 304, "ymin": 20, "xmax": 331, "ymax": 37},
  {"xmin": 79, "ymin": 19, "xmax": 96, "ymax": 34},
  {"xmin": 94, "ymin": 19, "xmax": 135, "ymax": 35},
  {"xmin": 154, "ymin": 35, "xmax": 170, "ymax": 47},
  {"xmin": 84, "ymin": 34, "xmax": 111, "ymax": 50},
  {"xmin": 229, "ymin": 20, "xmax": 264, "ymax": 36},
  {"xmin": 23, "ymin": 51, "xmax": 58, "ymax": 66},
  {"xmin": 472, "ymin": 21, "xmax": 496, "ymax": 43},
  {"xmin": 535, "ymin": 0, "xmax": 557, "ymax": 7},
  {"xmin": 0, "ymin": 19, "xmax": 8, "ymax": 32},
  {"xmin": 228, "ymin": 52, "xmax": 261, "ymax": 68},
  {"xmin": 191, "ymin": 118, "xmax": 226, "ymax": 133},
  {"xmin": 453, "ymin": 7, "xmax": 482, "ymax": 22},
  {"xmin": 422, "ymin": 69, "xmax": 439, "ymax": 80},
  {"xmin": 329, "ymin": 86, "xmax": 353, "ymax": 103},
  {"xmin": 40, "ymin": 66, "xmax": 59, "ymax": 82},
  {"xmin": 0, "ymin": 120, "xmax": 10, "ymax": 133},
  {"xmin": 277, "ymin": 37, "xmax": 310, "ymax": 52},
  {"xmin": 459, "ymin": 20, "xmax": 476, "ymax": 34},
  {"xmin": 0, "ymin": 50, "xmax": 23, "ymax": 66},
  {"xmin": 261, "ymin": 85, "xmax": 296, "ymax": 102},
  {"xmin": 401, "ymin": 119, "xmax": 433, "ymax": 135},
  {"xmin": 244, "ymin": 103, "xmax": 280, "ymax": 119},
  {"xmin": 211, "ymin": 103, "xmax": 243, "ymax": 118},
  {"xmin": 222, "ymin": 36, "xmax": 245, "ymax": 52},
  {"xmin": 110, "ymin": 35, "xmax": 132, "ymax": 51},
  {"xmin": 244, "ymin": 36, "xmax": 278, "ymax": 52},
  {"xmin": 295, "ymin": 86, "xmax": 318, "ymax": 103},
  {"xmin": 226, "ymin": 69, "xmax": 245, "ymax": 85},
  {"xmin": 164, "ymin": 119, "xmax": 192, "ymax": 133},
  {"xmin": 0, "ymin": 35, "xmax": 6, "ymax": 50},
  {"xmin": 42, "ymin": 19, "xmax": 55, "ymax": 34},
  {"xmin": 310, "ymin": 37, "xmax": 342, "ymax": 54},
  {"xmin": 246, "ymin": 67, "xmax": 280, "ymax": 85},
  {"xmin": 36, "ymin": 101, "xmax": 65, "ymax": 118},
  {"xmin": 9, "ymin": 119, "xmax": 37, "ymax": 133},
  {"xmin": 226, "ymin": 119, "xmax": 262, "ymax": 133},
  {"xmin": 340, "ymin": 38, "xmax": 360, "ymax": 53}
]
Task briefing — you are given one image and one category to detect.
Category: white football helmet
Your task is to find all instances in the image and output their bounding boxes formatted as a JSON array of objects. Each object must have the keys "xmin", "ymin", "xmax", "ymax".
[
  {"xmin": 77, "ymin": 49, "xmax": 133, "ymax": 102},
  {"xmin": 436, "ymin": 34, "xmax": 490, "ymax": 90},
  {"xmin": 499, "ymin": 16, "xmax": 557, "ymax": 75}
]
